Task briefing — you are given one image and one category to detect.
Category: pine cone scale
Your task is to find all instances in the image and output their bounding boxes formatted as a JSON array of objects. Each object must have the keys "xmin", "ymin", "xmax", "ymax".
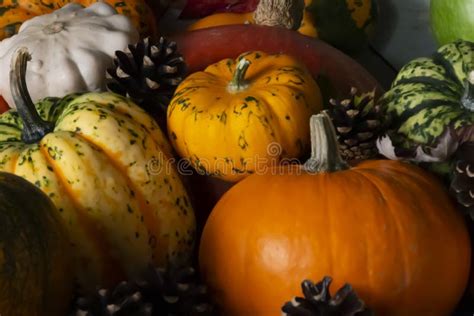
[
  {"xmin": 450, "ymin": 143, "xmax": 474, "ymax": 219},
  {"xmin": 337, "ymin": 127, "xmax": 353, "ymax": 134},
  {"xmin": 357, "ymin": 132, "xmax": 374, "ymax": 141}
]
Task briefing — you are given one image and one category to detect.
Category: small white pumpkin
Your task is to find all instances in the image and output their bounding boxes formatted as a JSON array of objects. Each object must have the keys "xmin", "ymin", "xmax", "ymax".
[{"xmin": 0, "ymin": 2, "xmax": 139, "ymax": 108}]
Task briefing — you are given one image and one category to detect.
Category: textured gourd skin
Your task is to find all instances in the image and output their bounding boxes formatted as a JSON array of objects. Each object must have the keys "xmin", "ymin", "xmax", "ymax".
[
  {"xmin": 379, "ymin": 40, "xmax": 474, "ymax": 161},
  {"xmin": 0, "ymin": 172, "xmax": 73, "ymax": 316},
  {"xmin": 0, "ymin": 3, "xmax": 139, "ymax": 109},
  {"xmin": 167, "ymin": 51, "xmax": 322, "ymax": 182},
  {"xmin": 0, "ymin": 92, "xmax": 196, "ymax": 293},
  {"xmin": 0, "ymin": 0, "xmax": 155, "ymax": 39},
  {"xmin": 200, "ymin": 160, "xmax": 471, "ymax": 316}
]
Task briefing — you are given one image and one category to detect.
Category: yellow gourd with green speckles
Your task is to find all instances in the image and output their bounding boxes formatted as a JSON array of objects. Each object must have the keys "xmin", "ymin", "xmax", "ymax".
[
  {"xmin": 0, "ymin": 48, "xmax": 195, "ymax": 293},
  {"xmin": 167, "ymin": 51, "xmax": 322, "ymax": 182}
]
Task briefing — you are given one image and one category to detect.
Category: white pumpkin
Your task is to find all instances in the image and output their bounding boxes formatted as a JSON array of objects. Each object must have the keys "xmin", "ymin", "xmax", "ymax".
[{"xmin": 0, "ymin": 2, "xmax": 139, "ymax": 108}]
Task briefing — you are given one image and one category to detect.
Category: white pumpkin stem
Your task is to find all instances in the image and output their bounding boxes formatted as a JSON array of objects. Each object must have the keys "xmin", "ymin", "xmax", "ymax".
[
  {"xmin": 462, "ymin": 71, "xmax": 474, "ymax": 111},
  {"xmin": 303, "ymin": 111, "xmax": 349, "ymax": 173},
  {"xmin": 253, "ymin": 0, "xmax": 305, "ymax": 30},
  {"xmin": 43, "ymin": 22, "xmax": 65, "ymax": 35},
  {"xmin": 10, "ymin": 47, "xmax": 54, "ymax": 144},
  {"xmin": 228, "ymin": 58, "xmax": 251, "ymax": 93}
]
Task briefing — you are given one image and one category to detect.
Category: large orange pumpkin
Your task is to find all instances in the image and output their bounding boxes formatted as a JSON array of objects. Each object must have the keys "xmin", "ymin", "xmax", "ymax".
[{"xmin": 199, "ymin": 113, "xmax": 471, "ymax": 315}]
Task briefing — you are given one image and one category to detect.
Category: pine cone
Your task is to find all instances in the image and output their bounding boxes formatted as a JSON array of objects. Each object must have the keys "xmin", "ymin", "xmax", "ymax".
[
  {"xmin": 73, "ymin": 281, "xmax": 151, "ymax": 316},
  {"xmin": 281, "ymin": 277, "xmax": 372, "ymax": 316},
  {"xmin": 106, "ymin": 37, "xmax": 187, "ymax": 115},
  {"xmin": 327, "ymin": 88, "xmax": 385, "ymax": 161},
  {"xmin": 450, "ymin": 142, "xmax": 474, "ymax": 219},
  {"xmin": 71, "ymin": 266, "xmax": 214, "ymax": 316},
  {"xmin": 141, "ymin": 266, "xmax": 214, "ymax": 315}
]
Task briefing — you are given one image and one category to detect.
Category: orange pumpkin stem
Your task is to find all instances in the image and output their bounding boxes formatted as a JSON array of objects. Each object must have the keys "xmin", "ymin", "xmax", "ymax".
[
  {"xmin": 253, "ymin": 0, "xmax": 305, "ymax": 30},
  {"xmin": 303, "ymin": 112, "xmax": 349, "ymax": 173},
  {"xmin": 228, "ymin": 58, "xmax": 251, "ymax": 93},
  {"xmin": 10, "ymin": 47, "xmax": 54, "ymax": 144}
]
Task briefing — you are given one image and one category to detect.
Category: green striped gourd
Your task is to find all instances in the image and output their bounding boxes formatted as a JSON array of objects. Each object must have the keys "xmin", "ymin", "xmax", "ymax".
[
  {"xmin": 377, "ymin": 40, "xmax": 474, "ymax": 170},
  {"xmin": 0, "ymin": 48, "xmax": 196, "ymax": 293}
]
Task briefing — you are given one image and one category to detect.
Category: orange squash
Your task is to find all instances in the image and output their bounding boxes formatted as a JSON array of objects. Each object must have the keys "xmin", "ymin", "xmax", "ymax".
[
  {"xmin": 188, "ymin": 0, "xmax": 316, "ymax": 36},
  {"xmin": 188, "ymin": 0, "xmax": 377, "ymax": 52},
  {"xmin": 0, "ymin": 0, "xmax": 157, "ymax": 40},
  {"xmin": 167, "ymin": 51, "xmax": 322, "ymax": 182},
  {"xmin": 188, "ymin": 12, "xmax": 255, "ymax": 31},
  {"xmin": 199, "ymin": 113, "xmax": 471, "ymax": 315},
  {"xmin": 190, "ymin": 11, "xmax": 318, "ymax": 36}
]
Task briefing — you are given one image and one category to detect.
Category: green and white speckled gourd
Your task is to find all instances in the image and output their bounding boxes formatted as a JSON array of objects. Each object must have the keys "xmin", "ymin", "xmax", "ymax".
[
  {"xmin": 0, "ymin": 2, "xmax": 138, "ymax": 108},
  {"xmin": 377, "ymin": 40, "xmax": 474, "ymax": 168},
  {"xmin": 0, "ymin": 47, "xmax": 196, "ymax": 293}
]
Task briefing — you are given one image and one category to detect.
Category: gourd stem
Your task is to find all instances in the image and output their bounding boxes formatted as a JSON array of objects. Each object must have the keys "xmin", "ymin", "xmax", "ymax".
[
  {"xmin": 10, "ymin": 47, "xmax": 54, "ymax": 144},
  {"xmin": 253, "ymin": 0, "xmax": 305, "ymax": 30},
  {"xmin": 228, "ymin": 58, "xmax": 251, "ymax": 93},
  {"xmin": 461, "ymin": 71, "xmax": 474, "ymax": 111},
  {"xmin": 303, "ymin": 112, "xmax": 349, "ymax": 173}
]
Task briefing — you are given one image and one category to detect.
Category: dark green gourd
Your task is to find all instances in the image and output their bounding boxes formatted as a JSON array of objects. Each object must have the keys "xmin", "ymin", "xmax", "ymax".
[{"xmin": 0, "ymin": 172, "xmax": 73, "ymax": 316}]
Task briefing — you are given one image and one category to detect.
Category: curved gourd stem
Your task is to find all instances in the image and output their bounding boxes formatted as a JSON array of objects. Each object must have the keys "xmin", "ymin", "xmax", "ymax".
[
  {"xmin": 253, "ymin": 0, "xmax": 305, "ymax": 30},
  {"xmin": 303, "ymin": 111, "xmax": 349, "ymax": 173},
  {"xmin": 462, "ymin": 71, "xmax": 474, "ymax": 111},
  {"xmin": 10, "ymin": 47, "xmax": 54, "ymax": 144},
  {"xmin": 228, "ymin": 58, "xmax": 251, "ymax": 93}
]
